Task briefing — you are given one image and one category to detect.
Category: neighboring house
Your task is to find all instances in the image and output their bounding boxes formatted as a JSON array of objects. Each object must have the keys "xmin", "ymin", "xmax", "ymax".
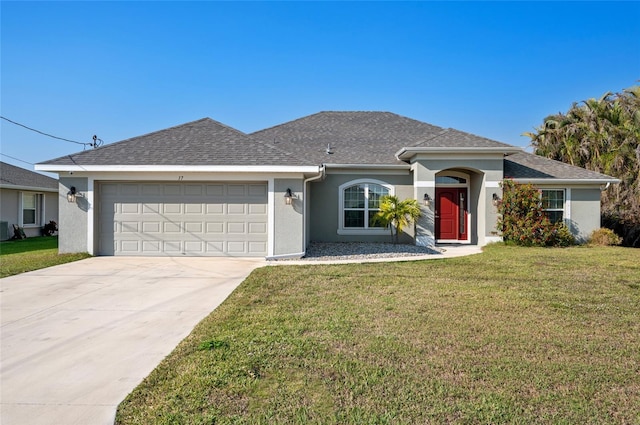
[
  {"xmin": 0, "ymin": 161, "xmax": 59, "ymax": 240},
  {"xmin": 35, "ymin": 112, "xmax": 618, "ymax": 258}
]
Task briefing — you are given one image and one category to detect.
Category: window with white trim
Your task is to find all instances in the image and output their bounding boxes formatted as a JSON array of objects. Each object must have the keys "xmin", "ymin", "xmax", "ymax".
[
  {"xmin": 339, "ymin": 180, "xmax": 393, "ymax": 233},
  {"xmin": 21, "ymin": 193, "xmax": 42, "ymax": 226},
  {"xmin": 541, "ymin": 189, "xmax": 564, "ymax": 224}
]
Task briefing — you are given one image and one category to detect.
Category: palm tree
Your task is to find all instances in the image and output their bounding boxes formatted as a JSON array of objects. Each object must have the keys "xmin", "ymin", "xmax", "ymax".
[
  {"xmin": 524, "ymin": 84, "xmax": 640, "ymax": 246},
  {"xmin": 372, "ymin": 195, "xmax": 422, "ymax": 244}
]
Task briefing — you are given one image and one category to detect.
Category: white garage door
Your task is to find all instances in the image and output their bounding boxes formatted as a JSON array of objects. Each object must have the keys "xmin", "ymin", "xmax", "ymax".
[{"xmin": 97, "ymin": 182, "xmax": 268, "ymax": 256}]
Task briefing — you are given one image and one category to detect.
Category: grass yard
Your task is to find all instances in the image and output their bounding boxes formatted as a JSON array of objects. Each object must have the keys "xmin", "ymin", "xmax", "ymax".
[
  {"xmin": 116, "ymin": 245, "xmax": 640, "ymax": 425},
  {"xmin": 0, "ymin": 236, "xmax": 91, "ymax": 278}
]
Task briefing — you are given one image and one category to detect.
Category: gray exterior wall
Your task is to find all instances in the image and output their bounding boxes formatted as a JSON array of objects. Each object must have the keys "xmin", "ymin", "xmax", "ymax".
[
  {"xmin": 569, "ymin": 188, "xmax": 602, "ymax": 243},
  {"xmin": 309, "ymin": 172, "xmax": 414, "ymax": 243},
  {"xmin": 274, "ymin": 178, "xmax": 305, "ymax": 256},
  {"xmin": 413, "ymin": 156, "xmax": 504, "ymax": 246},
  {"xmin": 59, "ymin": 177, "xmax": 89, "ymax": 253},
  {"xmin": 0, "ymin": 188, "xmax": 59, "ymax": 240},
  {"xmin": 1, "ymin": 188, "xmax": 19, "ymax": 239}
]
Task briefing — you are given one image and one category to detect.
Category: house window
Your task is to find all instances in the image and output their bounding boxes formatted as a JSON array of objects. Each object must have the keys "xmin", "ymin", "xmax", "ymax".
[
  {"xmin": 436, "ymin": 175, "xmax": 467, "ymax": 184},
  {"xmin": 541, "ymin": 189, "xmax": 564, "ymax": 224},
  {"xmin": 339, "ymin": 179, "xmax": 393, "ymax": 234},
  {"xmin": 22, "ymin": 193, "xmax": 41, "ymax": 226}
]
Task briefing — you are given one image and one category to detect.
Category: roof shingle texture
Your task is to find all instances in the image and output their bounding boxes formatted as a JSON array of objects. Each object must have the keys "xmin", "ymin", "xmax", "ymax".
[
  {"xmin": 40, "ymin": 118, "xmax": 313, "ymax": 166},
  {"xmin": 505, "ymin": 152, "xmax": 616, "ymax": 180},
  {"xmin": 0, "ymin": 161, "xmax": 58, "ymax": 189},
  {"xmin": 251, "ymin": 111, "xmax": 515, "ymax": 165}
]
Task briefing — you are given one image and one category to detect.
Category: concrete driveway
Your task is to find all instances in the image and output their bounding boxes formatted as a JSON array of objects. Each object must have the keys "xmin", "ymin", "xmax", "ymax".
[{"xmin": 0, "ymin": 256, "xmax": 264, "ymax": 425}]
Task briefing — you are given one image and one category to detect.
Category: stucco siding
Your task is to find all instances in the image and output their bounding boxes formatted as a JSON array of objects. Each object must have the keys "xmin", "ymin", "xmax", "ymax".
[
  {"xmin": 59, "ymin": 177, "xmax": 89, "ymax": 253},
  {"xmin": 1, "ymin": 189, "xmax": 19, "ymax": 240},
  {"xmin": 309, "ymin": 172, "xmax": 414, "ymax": 243},
  {"xmin": 569, "ymin": 188, "xmax": 602, "ymax": 242},
  {"xmin": 274, "ymin": 178, "xmax": 305, "ymax": 256},
  {"xmin": 43, "ymin": 191, "xmax": 59, "ymax": 224},
  {"xmin": 0, "ymin": 188, "xmax": 59, "ymax": 240}
]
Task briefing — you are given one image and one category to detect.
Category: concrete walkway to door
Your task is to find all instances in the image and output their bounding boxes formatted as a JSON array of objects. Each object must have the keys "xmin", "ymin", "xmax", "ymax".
[{"xmin": 0, "ymin": 256, "xmax": 265, "ymax": 425}]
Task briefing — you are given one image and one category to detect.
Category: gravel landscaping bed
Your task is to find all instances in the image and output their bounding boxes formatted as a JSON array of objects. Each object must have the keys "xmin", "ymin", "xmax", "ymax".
[{"xmin": 276, "ymin": 242, "xmax": 442, "ymax": 261}]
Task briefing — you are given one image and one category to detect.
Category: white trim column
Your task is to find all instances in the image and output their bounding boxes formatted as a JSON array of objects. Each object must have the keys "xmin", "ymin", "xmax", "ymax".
[
  {"xmin": 267, "ymin": 178, "xmax": 275, "ymax": 258},
  {"xmin": 87, "ymin": 178, "xmax": 94, "ymax": 255}
]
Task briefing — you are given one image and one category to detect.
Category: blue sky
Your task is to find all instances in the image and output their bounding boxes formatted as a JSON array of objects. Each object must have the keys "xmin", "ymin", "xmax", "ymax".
[{"xmin": 1, "ymin": 1, "xmax": 639, "ymax": 173}]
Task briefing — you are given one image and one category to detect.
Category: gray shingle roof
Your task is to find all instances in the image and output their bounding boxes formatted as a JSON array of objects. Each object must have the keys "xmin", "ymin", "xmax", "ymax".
[
  {"xmin": 250, "ymin": 111, "xmax": 514, "ymax": 165},
  {"xmin": 0, "ymin": 161, "xmax": 58, "ymax": 190},
  {"xmin": 505, "ymin": 152, "xmax": 617, "ymax": 181},
  {"xmin": 35, "ymin": 112, "xmax": 618, "ymax": 183},
  {"xmin": 40, "ymin": 118, "xmax": 314, "ymax": 166}
]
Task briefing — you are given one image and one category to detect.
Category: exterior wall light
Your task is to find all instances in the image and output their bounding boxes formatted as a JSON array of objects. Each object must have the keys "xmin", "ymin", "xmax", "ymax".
[
  {"xmin": 67, "ymin": 186, "xmax": 77, "ymax": 203},
  {"xmin": 284, "ymin": 188, "xmax": 294, "ymax": 205},
  {"xmin": 423, "ymin": 193, "xmax": 432, "ymax": 207},
  {"xmin": 492, "ymin": 193, "xmax": 502, "ymax": 207}
]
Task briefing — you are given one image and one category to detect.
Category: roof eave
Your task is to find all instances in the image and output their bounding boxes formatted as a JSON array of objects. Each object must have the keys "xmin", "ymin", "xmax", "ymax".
[
  {"xmin": 0, "ymin": 183, "xmax": 58, "ymax": 192},
  {"xmin": 510, "ymin": 178, "xmax": 621, "ymax": 185},
  {"xmin": 34, "ymin": 164, "xmax": 321, "ymax": 173},
  {"xmin": 323, "ymin": 163, "xmax": 411, "ymax": 170},
  {"xmin": 395, "ymin": 146, "xmax": 523, "ymax": 160}
]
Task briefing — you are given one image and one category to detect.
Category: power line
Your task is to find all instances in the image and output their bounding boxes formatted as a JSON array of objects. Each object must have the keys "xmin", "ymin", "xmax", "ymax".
[
  {"xmin": 0, "ymin": 153, "xmax": 34, "ymax": 165},
  {"xmin": 0, "ymin": 116, "xmax": 95, "ymax": 148}
]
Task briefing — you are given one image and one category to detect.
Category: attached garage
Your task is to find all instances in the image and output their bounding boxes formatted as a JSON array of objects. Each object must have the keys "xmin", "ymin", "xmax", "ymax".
[{"xmin": 96, "ymin": 182, "xmax": 268, "ymax": 256}]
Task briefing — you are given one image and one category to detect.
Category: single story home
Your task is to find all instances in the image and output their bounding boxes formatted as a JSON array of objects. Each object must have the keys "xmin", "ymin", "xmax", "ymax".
[
  {"xmin": 1, "ymin": 161, "xmax": 59, "ymax": 240},
  {"xmin": 35, "ymin": 112, "xmax": 618, "ymax": 258}
]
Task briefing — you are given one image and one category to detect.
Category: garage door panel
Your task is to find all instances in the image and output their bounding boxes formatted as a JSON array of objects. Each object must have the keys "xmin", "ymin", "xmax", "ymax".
[
  {"xmin": 184, "ymin": 204, "xmax": 203, "ymax": 214},
  {"xmin": 122, "ymin": 222, "xmax": 139, "ymax": 233},
  {"xmin": 206, "ymin": 222, "xmax": 224, "ymax": 233},
  {"xmin": 249, "ymin": 222, "xmax": 267, "ymax": 234},
  {"xmin": 121, "ymin": 204, "xmax": 140, "ymax": 214},
  {"xmin": 248, "ymin": 184, "xmax": 267, "ymax": 196},
  {"xmin": 163, "ymin": 241, "xmax": 182, "ymax": 254},
  {"xmin": 249, "ymin": 241, "xmax": 267, "ymax": 254},
  {"xmin": 206, "ymin": 204, "xmax": 224, "ymax": 214},
  {"xmin": 121, "ymin": 240, "xmax": 141, "ymax": 253},
  {"xmin": 98, "ymin": 182, "xmax": 267, "ymax": 256},
  {"xmin": 142, "ymin": 222, "xmax": 161, "ymax": 233},
  {"xmin": 163, "ymin": 185, "xmax": 181, "ymax": 196},
  {"xmin": 227, "ymin": 204, "xmax": 245, "ymax": 214},
  {"xmin": 227, "ymin": 185, "xmax": 246, "ymax": 196},
  {"xmin": 163, "ymin": 222, "xmax": 182, "ymax": 233},
  {"xmin": 142, "ymin": 241, "xmax": 161, "ymax": 253},
  {"xmin": 227, "ymin": 222, "xmax": 246, "ymax": 234},
  {"xmin": 249, "ymin": 204, "xmax": 267, "ymax": 214},
  {"xmin": 121, "ymin": 184, "xmax": 139, "ymax": 196},
  {"xmin": 163, "ymin": 204, "xmax": 181, "ymax": 214}
]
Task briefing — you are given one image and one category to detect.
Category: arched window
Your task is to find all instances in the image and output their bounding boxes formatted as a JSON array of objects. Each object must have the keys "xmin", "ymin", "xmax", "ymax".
[{"xmin": 338, "ymin": 179, "xmax": 393, "ymax": 234}]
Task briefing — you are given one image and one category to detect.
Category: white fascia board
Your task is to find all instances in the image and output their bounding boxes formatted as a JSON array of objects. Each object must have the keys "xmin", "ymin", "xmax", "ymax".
[
  {"xmin": 34, "ymin": 164, "xmax": 321, "ymax": 173},
  {"xmin": 512, "ymin": 178, "xmax": 621, "ymax": 185},
  {"xmin": 396, "ymin": 146, "xmax": 523, "ymax": 160},
  {"xmin": 0, "ymin": 184, "xmax": 58, "ymax": 192},
  {"xmin": 323, "ymin": 163, "xmax": 410, "ymax": 170}
]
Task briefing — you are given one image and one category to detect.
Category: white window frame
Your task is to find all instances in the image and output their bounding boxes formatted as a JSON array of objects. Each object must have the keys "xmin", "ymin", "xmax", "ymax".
[
  {"xmin": 337, "ymin": 178, "xmax": 394, "ymax": 235},
  {"xmin": 540, "ymin": 189, "xmax": 565, "ymax": 224},
  {"xmin": 19, "ymin": 192, "xmax": 45, "ymax": 227}
]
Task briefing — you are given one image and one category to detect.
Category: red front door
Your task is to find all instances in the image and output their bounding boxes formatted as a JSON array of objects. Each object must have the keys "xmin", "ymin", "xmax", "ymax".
[{"xmin": 435, "ymin": 188, "xmax": 468, "ymax": 241}]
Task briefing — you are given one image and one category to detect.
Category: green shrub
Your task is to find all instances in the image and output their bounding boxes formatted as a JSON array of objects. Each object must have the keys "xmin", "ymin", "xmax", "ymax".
[
  {"xmin": 497, "ymin": 179, "xmax": 575, "ymax": 247},
  {"xmin": 588, "ymin": 228, "xmax": 622, "ymax": 246},
  {"xmin": 554, "ymin": 224, "xmax": 576, "ymax": 247}
]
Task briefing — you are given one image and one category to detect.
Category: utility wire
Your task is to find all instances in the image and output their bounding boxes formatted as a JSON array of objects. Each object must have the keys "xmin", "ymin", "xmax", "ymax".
[
  {"xmin": 1, "ymin": 116, "xmax": 93, "ymax": 147},
  {"xmin": 0, "ymin": 153, "xmax": 34, "ymax": 165}
]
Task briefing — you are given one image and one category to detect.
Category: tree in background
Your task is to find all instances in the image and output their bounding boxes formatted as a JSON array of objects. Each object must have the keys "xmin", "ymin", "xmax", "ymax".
[
  {"xmin": 524, "ymin": 85, "xmax": 640, "ymax": 247},
  {"xmin": 372, "ymin": 195, "xmax": 421, "ymax": 244}
]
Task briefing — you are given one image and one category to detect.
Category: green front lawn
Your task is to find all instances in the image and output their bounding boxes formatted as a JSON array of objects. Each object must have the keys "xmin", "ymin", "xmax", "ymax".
[
  {"xmin": 116, "ymin": 244, "xmax": 640, "ymax": 424},
  {"xmin": 0, "ymin": 236, "xmax": 91, "ymax": 278}
]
